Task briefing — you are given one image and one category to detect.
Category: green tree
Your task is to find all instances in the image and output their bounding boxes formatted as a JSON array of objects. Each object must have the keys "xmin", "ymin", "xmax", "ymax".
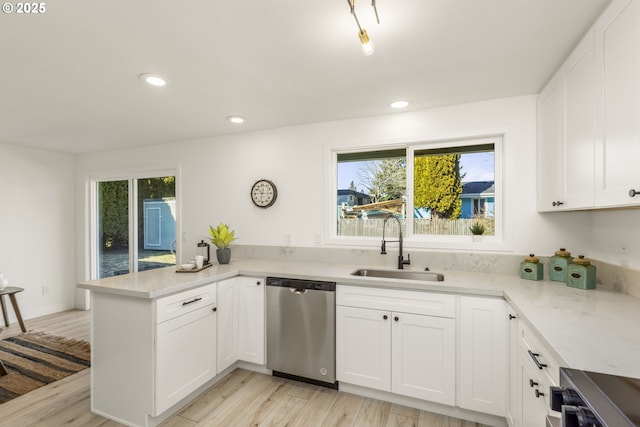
[
  {"xmin": 359, "ymin": 158, "xmax": 406, "ymax": 202},
  {"xmin": 414, "ymin": 154, "xmax": 462, "ymax": 219}
]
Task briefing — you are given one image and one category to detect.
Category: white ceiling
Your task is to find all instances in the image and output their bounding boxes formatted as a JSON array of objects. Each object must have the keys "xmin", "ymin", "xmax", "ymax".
[{"xmin": 1, "ymin": 0, "xmax": 612, "ymax": 154}]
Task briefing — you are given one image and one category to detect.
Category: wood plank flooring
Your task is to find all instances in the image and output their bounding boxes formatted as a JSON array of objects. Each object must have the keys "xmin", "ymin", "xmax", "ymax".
[{"xmin": 0, "ymin": 310, "xmax": 489, "ymax": 427}]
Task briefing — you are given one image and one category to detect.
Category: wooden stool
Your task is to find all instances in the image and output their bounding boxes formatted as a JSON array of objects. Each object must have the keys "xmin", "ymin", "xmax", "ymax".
[{"xmin": 0, "ymin": 286, "xmax": 26, "ymax": 333}]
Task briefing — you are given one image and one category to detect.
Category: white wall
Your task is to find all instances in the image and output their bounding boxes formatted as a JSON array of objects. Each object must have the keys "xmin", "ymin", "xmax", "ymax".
[
  {"xmin": 75, "ymin": 95, "xmax": 593, "ymax": 280},
  {"xmin": 0, "ymin": 142, "xmax": 76, "ymax": 321}
]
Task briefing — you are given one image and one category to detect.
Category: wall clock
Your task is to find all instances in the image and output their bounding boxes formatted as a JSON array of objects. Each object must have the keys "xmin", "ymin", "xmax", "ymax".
[{"xmin": 251, "ymin": 179, "xmax": 278, "ymax": 208}]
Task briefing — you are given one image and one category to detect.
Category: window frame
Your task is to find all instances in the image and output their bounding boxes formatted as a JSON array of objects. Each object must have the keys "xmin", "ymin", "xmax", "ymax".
[{"xmin": 326, "ymin": 135, "xmax": 508, "ymax": 251}]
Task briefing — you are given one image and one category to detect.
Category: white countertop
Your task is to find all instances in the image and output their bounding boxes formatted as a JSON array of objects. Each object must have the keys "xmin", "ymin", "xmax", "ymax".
[{"xmin": 77, "ymin": 258, "xmax": 640, "ymax": 380}]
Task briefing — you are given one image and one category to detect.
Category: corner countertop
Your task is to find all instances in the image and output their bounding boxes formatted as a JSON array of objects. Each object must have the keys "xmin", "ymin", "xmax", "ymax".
[{"xmin": 77, "ymin": 258, "xmax": 640, "ymax": 380}]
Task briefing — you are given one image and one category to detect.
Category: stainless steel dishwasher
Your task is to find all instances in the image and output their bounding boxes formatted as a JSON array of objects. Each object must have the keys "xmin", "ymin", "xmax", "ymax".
[{"xmin": 266, "ymin": 277, "xmax": 337, "ymax": 388}]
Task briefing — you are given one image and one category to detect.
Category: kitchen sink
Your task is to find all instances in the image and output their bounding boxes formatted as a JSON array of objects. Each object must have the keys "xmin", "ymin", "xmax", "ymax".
[{"xmin": 350, "ymin": 268, "xmax": 444, "ymax": 282}]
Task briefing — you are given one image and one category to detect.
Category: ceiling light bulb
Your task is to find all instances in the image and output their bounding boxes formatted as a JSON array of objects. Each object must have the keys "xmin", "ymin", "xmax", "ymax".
[
  {"xmin": 358, "ymin": 29, "xmax": 375, "ymax": 56},
  {"xmin": 227, "ymin": 115, "xmax": 245, "ymax": 124},
  {"xmin": 390, "ymin": 101, "xmax": 409, "ymax": 109},
  {"xmin": 139, "ymin": 73, "xmax": 166, "ymax": 87}
]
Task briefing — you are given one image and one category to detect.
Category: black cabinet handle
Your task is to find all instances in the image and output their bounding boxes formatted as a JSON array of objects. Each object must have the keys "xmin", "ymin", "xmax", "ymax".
[
  {"xmin": 528, "ymin": 350, "xmax": 548, "ymax": 369},
  {"xmin": 529, "ymin": 379, "xmax": 539, "ymax": 388},
  {"xmin": 629, "ymin": 189, "xmax": 640, "ymax": 198},
  {"xmin": 552, "ymin": 201, "xmax": 564, "ymax": 207},
  {"xmin": 535, "ymin": 389, "xmax": 545, "ymax": 398},
  {"xmin": 182, "ymin": 297, "xmax": 202, "ymax": 306},
  {"xmin": 509, "ymin": 314, "xmax": 516, "ymax": 320},
  {"xmin": 212, "ymin": 307, "xmax": 217, "ymax": 312},
  {"xmin": 257, "ymin": 281, "xmax": 261, "ymax": 286},
  {"xmin": 394, "ymin": 316, "xmax": 399, "ymax": 322},
  {"xmin": 383, "ymin": 315, "xmax": 388, "ymax": 320}
]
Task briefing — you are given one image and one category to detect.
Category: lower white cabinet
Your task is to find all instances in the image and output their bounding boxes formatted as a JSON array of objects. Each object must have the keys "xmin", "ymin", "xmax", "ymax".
[
  {"xmin": 506, "ymin": 305, "xmax": 521, "ymax": 427},
  {"xmin": 237, "ymin": 276, "xmax": 265, "ymax": 364},
  {"xmin": 519, "ymin": 347, "xmax": 549, "ymax": 427},
  {"xmin": 90, "ymin": 282, "xmax": 217, "ymax": 427},
  {"xmin": 458, "ymin": 296, "xmax": 507, "ymax": 417},
  {"xmin": 155, "ymin": 302, "xmax": 216, "ymax": 415},
  {"xmin": 216, "ymin": 276, "xmax": 265, "ymax": 374},
  {"xmin": 336, "ymin": 286, "xmax": 456, "ymax": 405},
  {"xmin": 216, "ymin": 277, "xmax": 239, "ymax": 373}
]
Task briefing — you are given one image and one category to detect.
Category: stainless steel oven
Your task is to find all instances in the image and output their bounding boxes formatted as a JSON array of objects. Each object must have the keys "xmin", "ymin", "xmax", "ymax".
[{"xmin": 550, "ymin": 367, "xmax": 640, "ymax": 426}]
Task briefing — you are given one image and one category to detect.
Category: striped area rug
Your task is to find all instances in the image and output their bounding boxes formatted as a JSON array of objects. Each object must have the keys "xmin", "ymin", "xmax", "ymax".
[{"xmin": 0, "ymin": 331, "xmax": 90, "ymax": 404}]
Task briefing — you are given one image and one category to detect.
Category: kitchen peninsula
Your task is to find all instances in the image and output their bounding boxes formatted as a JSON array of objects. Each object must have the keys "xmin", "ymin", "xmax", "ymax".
[{"xmin": 78, "ymin": 257, "xmax": 640, "ymax": 427}]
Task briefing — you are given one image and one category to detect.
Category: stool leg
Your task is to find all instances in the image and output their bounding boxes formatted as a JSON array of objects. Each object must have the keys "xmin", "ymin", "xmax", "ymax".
[
  {"xmin": 0, "ymin": 295, "xmax": 9, "ymax": 327},
  {"xmin": 8, "ymin": 294, "xmax": 26, "ymax": 333}
]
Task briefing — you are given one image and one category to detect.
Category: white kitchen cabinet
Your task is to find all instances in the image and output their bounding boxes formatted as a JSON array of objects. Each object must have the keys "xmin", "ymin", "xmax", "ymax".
[
  {"xmin": 519, "ymin": 347, "xmax": 549, "ymax": 427},
  {"xmin": 392, "ymin": 311, "xmax": 455, "ymax": 404},
  {"xmin": 216, "ymin": 277, "xmax": 238, "ymax": 373},
  {"xmin": 336, "ymin": 285, "xmax": 456, "ymax": 405},
  {"xmin": 216, "ymin": 276, "xmax": 265, "ymax": 373},
  {"xmin": 155, "ymin": 300, "xmax": 216, "ymax": 415},
  {"xmin": 90, "ymin": 282, "xmax": 217, "ymax": 427},
  {"xmin": 538, "ymin": 29, "xmax": 595, "ymax": 212},
  {"xmin": 458, "ymin": 296, "xmax": 507, "ymax": 417},
  {"xmin": 506, "ymin": 306, "xmax": 521, "ymax": 427},
  {"xmin": 594, "ymin": 0, "xmax": 640, "ymax": 207},
  {"xmin": 336, "ymin": 305, "xmax": 391, "ymax": 390},
  {"xmin": 237, "ymin": 276, "xmax": 265, "ymax": 365}
]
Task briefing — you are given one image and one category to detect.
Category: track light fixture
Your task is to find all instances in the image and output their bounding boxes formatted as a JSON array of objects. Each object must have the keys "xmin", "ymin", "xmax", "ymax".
[{"xmin": 348, "ymin": 0, "xmax": 380, "ymax": 56}]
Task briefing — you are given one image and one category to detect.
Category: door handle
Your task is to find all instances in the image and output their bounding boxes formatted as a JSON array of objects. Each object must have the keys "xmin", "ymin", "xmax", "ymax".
[
  {"xmin": 182, "ymin": 297, "xmax": 202, "ymax": 306},
  {"xmin": 528, "ymin": 350, "xmax": 548, "ymax": 369},
  {"xmin": 289, "ymin": 288, "xmax": 307, "ymax": 295}
]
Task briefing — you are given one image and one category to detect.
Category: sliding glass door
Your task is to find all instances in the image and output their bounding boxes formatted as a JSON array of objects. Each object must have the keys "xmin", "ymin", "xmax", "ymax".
[{"xmin": 95, "ymin": 174, "xmax": 176, "ymax": 279}]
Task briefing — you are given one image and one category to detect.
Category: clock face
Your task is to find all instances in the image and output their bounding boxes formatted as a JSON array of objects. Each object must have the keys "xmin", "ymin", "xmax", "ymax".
[{"xmin": 251, "ymin": 179, "xmax": 277, "ymax": 208}]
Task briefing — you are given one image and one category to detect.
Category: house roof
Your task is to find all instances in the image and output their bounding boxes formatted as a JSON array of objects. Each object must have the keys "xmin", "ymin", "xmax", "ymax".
[{"xmin": 462, "ymin": 181, "xmax": 495, "ymax": 196}]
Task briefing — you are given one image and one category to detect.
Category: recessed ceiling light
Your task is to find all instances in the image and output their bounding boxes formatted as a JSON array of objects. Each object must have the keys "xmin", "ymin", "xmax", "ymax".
[
  {"xmin": 227, "ymin": 116, "xmax": 246, "ymax": 124},
  {"xmin": 390, "ymin": 100, "xmax": 409, "ymax": 109},
  {"xmin": 139, "ymin": 73, "xmax": 167, "ymax": 87}
]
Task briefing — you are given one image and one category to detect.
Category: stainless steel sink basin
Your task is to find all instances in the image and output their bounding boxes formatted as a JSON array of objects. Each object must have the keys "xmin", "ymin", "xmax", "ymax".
[{"xmin": 350, "ymin": 268, "xmax": 444, "ymax": 282}]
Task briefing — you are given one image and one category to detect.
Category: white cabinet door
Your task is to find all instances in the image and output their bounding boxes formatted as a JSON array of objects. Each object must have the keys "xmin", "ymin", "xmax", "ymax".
[
  {"xmin": 562, "ymin": 29, "xmax": 595, "ymax": 209},
  {"xmin": 594, "ymin": 0, "xmax": 640, "ymax": 207},
  {"xmin": 336, "ymin": 305, "xmax": 391, "ymax": 391},
  {"xmin": 538, "ymin": 73, "xmax": 564, "ymax": 212},
  {"xmin": 506, "ymin": 307, "xmax": 521, "ymax": 427},
  {"xmin": 519, "ymin": 348, "xmax": 549, "ymax": 427},
  {"xmin": 155, "ymin": 304, "xmax": 216, "ymax": 415},
  {"xmin": 391, "ymin": 312, "xmax": 455, "ymax": 405},
  {"xmin": 237, "ymin": 276, "xmax": 265, "ymax": 365},
  {"xmin": 458, "ymin": 296, "xmax": 507, "ymax": 417},
  {"xmin": 538, "ymin": 29, "xmax": 595, "ymax": 211},
  {"xmin": 216, "ymin": 277, "xmax": 238, "ymax": 373}
]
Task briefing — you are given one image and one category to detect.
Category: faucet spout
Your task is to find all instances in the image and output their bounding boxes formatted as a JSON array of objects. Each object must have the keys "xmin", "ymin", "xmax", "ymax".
[{"xmin": 381, "ymin": 214, "xmax": 411, "ymax": 269}]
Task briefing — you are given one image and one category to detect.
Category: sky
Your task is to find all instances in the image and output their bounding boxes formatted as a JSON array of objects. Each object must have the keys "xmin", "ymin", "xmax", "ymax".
[{"xmin": 337, "ymin": 152, "xmax": 495, "ymax": 191}]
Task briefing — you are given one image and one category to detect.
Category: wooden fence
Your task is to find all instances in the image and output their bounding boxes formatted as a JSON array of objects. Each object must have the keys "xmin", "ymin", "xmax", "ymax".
[{"xmin": 337, "ymin": 217, "xmax": 495, "ymax": 237}]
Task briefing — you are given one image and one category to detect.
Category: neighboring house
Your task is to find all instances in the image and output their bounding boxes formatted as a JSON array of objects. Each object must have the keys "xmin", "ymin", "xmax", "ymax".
[
  {"xmin": 337, "ymin": 189, "xmax": 372, "ymax": 218},
  {"xmin": 461, "ymin": 181, "xmax": 495, "ymax": 218}
]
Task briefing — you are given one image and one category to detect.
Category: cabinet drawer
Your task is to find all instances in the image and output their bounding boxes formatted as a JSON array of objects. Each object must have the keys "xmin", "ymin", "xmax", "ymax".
[
  {"xmin": 518, "ymin": 320, "xmax": 560, "ymax": 386},
  {"xmin": 337, "ymin": 285, "xmax": 456, "ymax": 318},
  {"xmin": 156, "ymin": 283, "xmax": 217, "ymax": 324}
]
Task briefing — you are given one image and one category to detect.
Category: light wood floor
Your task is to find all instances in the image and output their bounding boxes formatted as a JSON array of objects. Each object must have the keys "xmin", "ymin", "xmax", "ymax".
[{"xmin": 0, "ymin": 310, "xmax": 489, "ymax": 427}]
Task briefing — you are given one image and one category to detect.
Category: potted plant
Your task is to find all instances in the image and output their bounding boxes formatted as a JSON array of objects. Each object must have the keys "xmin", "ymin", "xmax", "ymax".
[
  {"xmin": 208, "ymin": 223, "xmax": 237, "ymax": 264},
  {"xmin": 469, "ymin": 221, "xmax": 486, "ymax": 242}
]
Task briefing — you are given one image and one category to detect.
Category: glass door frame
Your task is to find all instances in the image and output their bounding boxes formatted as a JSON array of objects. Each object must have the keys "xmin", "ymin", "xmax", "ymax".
[{"xmin": 88, "ymin": 168, "xmax": 179, "ymax": 281}]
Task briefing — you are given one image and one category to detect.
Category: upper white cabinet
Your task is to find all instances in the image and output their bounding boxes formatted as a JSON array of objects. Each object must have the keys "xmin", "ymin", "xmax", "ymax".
[
  {"xmin": 458, "ymin": 296, "xmax": 507, "ymax": 417},
  {"xmin": 594, "ymin": 0, "xmax": 640, "ymax": 207},
  {"xmin": 538, "ymin": 29, "xmax": 595, "ymax": 211},
  {"xmin": 538, "ymin": 0, "xmax": 640, "ymax": 211}
]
